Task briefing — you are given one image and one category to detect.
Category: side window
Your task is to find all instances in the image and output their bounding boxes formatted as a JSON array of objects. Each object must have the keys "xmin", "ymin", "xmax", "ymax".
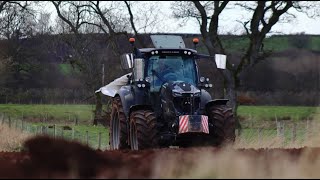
[{"xmin": 147, "ymin": 57, "xmax": 162, "ymax": 92}]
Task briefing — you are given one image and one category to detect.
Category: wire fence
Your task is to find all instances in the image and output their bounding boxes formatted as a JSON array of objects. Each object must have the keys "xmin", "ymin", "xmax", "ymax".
[
  {"xmin": 1, "ymin": 112, "xmax": 319, "ymax": 150},
  {"xmin": 0, "ymin": 112, "xmax": 109, "ymax": 150}
]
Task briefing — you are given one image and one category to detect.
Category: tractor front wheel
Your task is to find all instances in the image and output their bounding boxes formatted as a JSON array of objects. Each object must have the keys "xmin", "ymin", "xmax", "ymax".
[
  {"xmin": 207, "ymin": 105, "xmax": 236, "ymax": 146},
  {"xmin": 109, "ymin": 96, "xmax": 129, "ymax": 150},
  {"xmin": 129, "ymin": 110, "xmax": 159, "ymax": 150}
]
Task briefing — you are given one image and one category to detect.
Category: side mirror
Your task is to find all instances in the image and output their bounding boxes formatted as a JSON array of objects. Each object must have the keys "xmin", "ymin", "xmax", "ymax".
[
  {"xmin": 120, "ymin": 53, "xmax": 133, "ymax": 70},
  {"xmin": 215, "ymin": 54, "xmax": 227, "ymax": 69}
]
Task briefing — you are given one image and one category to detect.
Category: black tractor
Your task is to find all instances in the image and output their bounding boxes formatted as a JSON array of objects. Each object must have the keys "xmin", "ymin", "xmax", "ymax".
[{"xmin": 107, "ymin": 35, "xmax": 235, "ymax": 150}]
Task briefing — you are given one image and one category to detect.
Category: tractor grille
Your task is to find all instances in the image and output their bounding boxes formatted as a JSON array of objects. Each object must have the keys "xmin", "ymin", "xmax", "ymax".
[{"xmin": 173, "ymin": 93, "xmax": 200, "ymax": 115}]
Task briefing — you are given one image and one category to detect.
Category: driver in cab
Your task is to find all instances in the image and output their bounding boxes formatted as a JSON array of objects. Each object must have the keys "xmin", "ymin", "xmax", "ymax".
[
  {"xmin": 152, "ymin": 60, "xmax": 177, "ymax": 84},
  {"xmin": 158, "ymin": 60, "xmax": 173, "ymax": 76}
]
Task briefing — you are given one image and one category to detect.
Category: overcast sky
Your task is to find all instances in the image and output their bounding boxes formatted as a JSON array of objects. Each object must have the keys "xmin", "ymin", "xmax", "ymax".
[{"xmin": 40, "ymin": 1, "xmax": 320, "ymax": 35}]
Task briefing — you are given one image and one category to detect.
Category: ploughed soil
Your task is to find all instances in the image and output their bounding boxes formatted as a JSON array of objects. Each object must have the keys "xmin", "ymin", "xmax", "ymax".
[{"xmin": 0, "ymin": 136, "xmax": 319, "ymax": 178}]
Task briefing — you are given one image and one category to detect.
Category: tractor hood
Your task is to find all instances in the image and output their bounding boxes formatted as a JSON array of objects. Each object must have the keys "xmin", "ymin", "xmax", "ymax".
[{"xmin": 161, "ymin": 81, "xmax": 201, "ymax": 95}]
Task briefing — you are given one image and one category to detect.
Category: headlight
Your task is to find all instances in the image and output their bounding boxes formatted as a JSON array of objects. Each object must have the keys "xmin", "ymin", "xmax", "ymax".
[
  {"xmin": 145, "ymin": 76, "xmax": 151, "ymax": 82},
  {"xmin": 137, "ymin": 84, "xmax": 142, "ymax": 88},
  {"xmin": 200, "ymin": 77, "xmax": 205, "ymax": 83}
]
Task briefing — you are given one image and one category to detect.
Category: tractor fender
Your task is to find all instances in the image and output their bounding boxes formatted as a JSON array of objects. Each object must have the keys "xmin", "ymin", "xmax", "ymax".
[
  {"xmin": 129, "ymin": 105, "xmax": 154, "ymax": 116},
  {"xmin": 117, "ymin": 85, "xmax": 151, "ymax": 120},
  {"xmin": 200, "ymin": 89, "xmax": 212, "ymax": 110},
  {"xmin": 205, "ymin": 99, "xmax": 229, "ymax": 111}
]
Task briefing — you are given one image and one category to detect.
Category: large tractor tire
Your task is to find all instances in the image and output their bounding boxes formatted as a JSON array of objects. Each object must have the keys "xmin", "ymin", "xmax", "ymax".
[
  {"xmin": 109, "ymin": 96, "xmax": 129, "ymax": 150},
  {"xmin": 207, "ymin": 105, "xmax": 236, "ymax": 146},
  {"xmin": 129, "ymin": 110, "xmax": 159, "ymax": 150}
]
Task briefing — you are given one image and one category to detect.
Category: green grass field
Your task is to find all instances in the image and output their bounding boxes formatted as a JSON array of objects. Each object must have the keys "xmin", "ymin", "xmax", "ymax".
[
  {"xmin": 0, "ymin": 104, "xmax": 318, "ymax": 124},
  {"xmin": 0, "ymin": 104, "xmax": 99, "ymax": 125},
  {"xmin": 238, "ymin": 105, "xmax": 319, "ymax": 121},
  {"xmin": 0, "ymin": 104, "xmax": 319, "ymax": 150}
]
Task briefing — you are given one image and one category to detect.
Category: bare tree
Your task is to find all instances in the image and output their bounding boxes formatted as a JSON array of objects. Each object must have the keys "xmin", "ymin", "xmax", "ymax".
[
  {"xmin": 172, "ymin": 1, "xmax": 318, "ymax": 132},
  {"xmin": 51, "ymin": 1, "xmax": 168, "ymax": 124}
]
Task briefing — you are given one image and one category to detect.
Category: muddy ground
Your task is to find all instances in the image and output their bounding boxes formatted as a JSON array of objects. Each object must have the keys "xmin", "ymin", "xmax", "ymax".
[{"xmin": 0, "ymin": 136, "xmax": 320, "ymax": 178}]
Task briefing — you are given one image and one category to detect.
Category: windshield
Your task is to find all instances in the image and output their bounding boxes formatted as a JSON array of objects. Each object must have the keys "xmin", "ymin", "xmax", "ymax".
[{"xmin": 146, "ymin": 55, "xmax": 197, "ymax": 92}]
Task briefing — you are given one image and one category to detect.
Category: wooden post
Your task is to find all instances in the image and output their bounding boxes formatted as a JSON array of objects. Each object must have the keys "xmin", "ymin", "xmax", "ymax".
[
  {"xmin": 53, "ymin": 124, "xmax": 56, "ymax": 138},
  {"xmin": 74, "ymin": 116, "xmax": 78, "ymax": 125},
  {"xmin": 1, "ymin": 113, "xmax": 4, "ymax": 125},
  {"xmin": 292, "ymin": 123, "xmax": 297, "ymax": 143},
  {"xmin": 41, "ymin": 126, "xmax": 44, "ymax": 134},
  {"xmin": 98, "ymin": 132, "xmax": 102, "ymax": 150},
  {"xmin": 258, "ymin": 128, "xmax": 262, "ymax": 145},
  {"xmin": 306, "ymin": 118, "xmax": 310, "ymax": 140},
  {"xmin": 21, "ymin": 119, "xmax": 24, "ymax": 132},
  {"xmin": 72, "ymin": 128, "xmax": 75, "ymax": 140},
  {"xmin": 61, "ymin": 129, "xmax": 64, "ymax": 138},
  {"xmin": 276, "ymin": 121, "xmax": 281, "ymax": 137},
  {"xmin": 86, "ymin": 131, "xmax": 89, "ymax": 145},
  {"xmin": 281, "ymin": 121, "xmax": 285, "ymax": 147},
  {"xmin": 8, "ymin": 116, "xmax": 11, "ymax": 128}
]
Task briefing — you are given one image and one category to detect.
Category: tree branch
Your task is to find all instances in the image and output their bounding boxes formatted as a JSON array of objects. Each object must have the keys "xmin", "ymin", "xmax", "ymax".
[{"xmin": 124, "ymin": 1, "xmax": 146, "ymax": 47}]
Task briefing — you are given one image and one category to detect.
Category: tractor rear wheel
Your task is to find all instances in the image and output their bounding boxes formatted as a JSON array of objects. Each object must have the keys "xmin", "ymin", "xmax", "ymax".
[
  {"xmin": 207, "ymin": 105, "xmax": 236, "ymax": 146},
  {"xmin": 109, "ymin": 96, "xmax": 129, "ymax": 150},
  {"xmin": 129, "ymin": 110, "xmax": 159, "ymax": 150}
]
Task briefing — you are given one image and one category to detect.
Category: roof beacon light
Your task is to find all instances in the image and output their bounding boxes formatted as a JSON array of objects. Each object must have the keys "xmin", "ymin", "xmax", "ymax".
[
  {"xmin": 129, "ymin": 38, "xmax": 135, "ymax": 44},
  {"xmin": 193, "ymin": 38, "xmax": 199, "ymax": 44},
  {"xmin": 193, "ymin": 38, "xmax": 199, "ymax": 50}
]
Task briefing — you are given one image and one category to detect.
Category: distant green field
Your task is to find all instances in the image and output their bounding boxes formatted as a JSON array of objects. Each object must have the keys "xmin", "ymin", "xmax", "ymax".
[
  {"xmin": 0, "ymin": 104, "xmax": 98, "ymax": 124},
  {"xmin": 0, "ymin": 104, "xmax": 318, "ymax": 124},
  {"xmin": 238, "ymin": 105, "xmax": 319, "ymax": 121}
]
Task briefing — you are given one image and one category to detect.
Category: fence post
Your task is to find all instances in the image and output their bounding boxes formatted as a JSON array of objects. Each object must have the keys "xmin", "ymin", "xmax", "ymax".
[
  {"xmin": 98, "ymin": 132, "xmax": 102, "ymax": 150},
  {"xmin": 15, "ymin": 120, "xmax": 18, "ymax": 129},
  {"xmin": 53, "ymin": 124, "xmax": 56, "ymax": 138},
  {"xmin": 292, "ymin": 123, "xmax": 297, "ymax": 144},
  {"xmin": 72, "ymin": 128, "xmax": 75, "ymax": 140},
  {"xmin": 2, "ymin": 113, "xmax": 5, "ymax": 125},
  {"xmin": 8, "ymin": 116, "xmax": 11, "ymax": 128},
  {"xmin": 258, "ymin": 128, "xmax": 262, "ymax": 145},
  {"xmin": 74, "ymin": 117, "xmax": 78, "ymax": 125},
  {"xmin": 61, "ymin": 128, "xmax": 64, "ymax": 138},
  {"xmin": 306, "ymin": 118, "xmax": 311, "ymax": 140},
  {"xmin": 41, "ymin": 126, "xmax": 44, "ymax": 135},
  {"xmin": 44, "ymin": 126, "xmax": 47, "ymax": 135},
  {"xmin": 281, "ymin": 121, "xmax": 285, "ymax": 147},
  {"xmin": 21, "ymin": 119, "xmax": 24, "ymax": 132},
  {"xmin": 86, "ymin": 131, "xmax": 89, "ymax": 145}
]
